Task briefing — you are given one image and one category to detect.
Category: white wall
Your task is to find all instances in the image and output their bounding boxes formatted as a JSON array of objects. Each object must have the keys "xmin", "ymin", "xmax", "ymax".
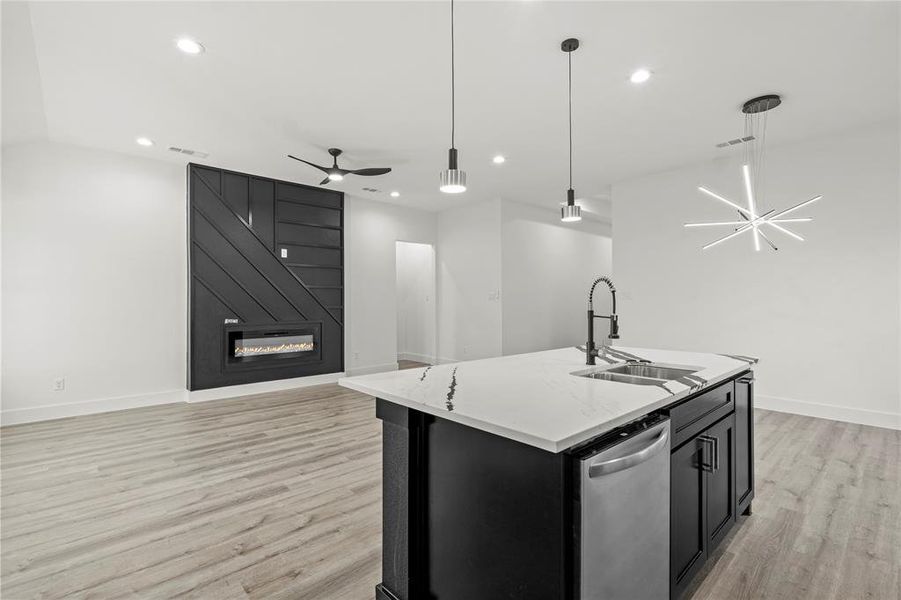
[
  {"xmin": 436, "ymin": 199, "xmax": 503, "ymax": 362},
  {"xmin": 433, "ymin": 198, "xmax": 614, "ymax": 363},
  {"xmin": 0, "ymin": 141, "xmax": 440, "ymax": 422},
  {"xmin": 500, "ymin": 201, "xmax": 613, "ymax": 356},
  {"xmin": 613, "ymin": 124, "xmax": 900, "ymax": 429},
  {"xmin": 345, "ymin": 196, "xmax": 437, "ymax": 374},
  {"xmin": 1, "ymin": 141, "xmax": 186, "ymax": 423},
  {"xmin": 395, "ymin": 242, "xmax": 436, "ymax": 364}
]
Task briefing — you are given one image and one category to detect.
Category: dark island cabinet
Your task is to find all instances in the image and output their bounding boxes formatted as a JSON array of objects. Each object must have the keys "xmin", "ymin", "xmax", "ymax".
[
  {"xmin": 374, "ymin": 369, "xmax": 754, "ymax": 600},
  {"xmin": 705, "ymin": 414, "xmax": 736, "ymax": 552},
  {"xmin": 670, "ymin": 435, "xmax": 707, "ymax": 596},
  {"xmin": 735, "ymin": 375, "xmax": 755, "ymax": 515},
  {"xmin": 670, "ymin": 372, "xmax": 753, "ymax": 599}
]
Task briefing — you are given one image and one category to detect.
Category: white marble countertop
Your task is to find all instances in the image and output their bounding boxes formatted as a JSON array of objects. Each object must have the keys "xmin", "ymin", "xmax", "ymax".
[{"xmin": 339, "ymin": 346, "xmax": 757, "ymax": 453}]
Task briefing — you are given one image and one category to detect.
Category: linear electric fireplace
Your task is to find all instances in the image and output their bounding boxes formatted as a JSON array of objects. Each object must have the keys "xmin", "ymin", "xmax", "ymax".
[
  {"xmin": 233, "ymin": 333, "xmax": 314, "ymax": 359},
  {"xmin": 224, "ymin": 322, "xmax": 322, "ymax": 371}
]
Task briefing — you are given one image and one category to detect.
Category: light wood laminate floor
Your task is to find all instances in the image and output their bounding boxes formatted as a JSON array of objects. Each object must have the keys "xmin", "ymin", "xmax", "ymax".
[
  {"xmin": 2, "ymin": 383, "xmax": 899, "ymax": 599},
  {"xmin": 397, "ymin": 360, "xmax": 428, "ymax": 370}
]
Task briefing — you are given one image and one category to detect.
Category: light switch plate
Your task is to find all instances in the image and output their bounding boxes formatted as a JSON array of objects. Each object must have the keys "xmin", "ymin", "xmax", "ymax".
[{"xmin": 280, "ymin": 248, "xmax": 288, "ymax": 258}]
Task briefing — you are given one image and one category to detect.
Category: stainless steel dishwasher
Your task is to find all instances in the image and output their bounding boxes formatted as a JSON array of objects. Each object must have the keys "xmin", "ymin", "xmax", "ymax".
[{"xmin": 576, "ymin": 414, "xmax": 670, "ymax": 600}]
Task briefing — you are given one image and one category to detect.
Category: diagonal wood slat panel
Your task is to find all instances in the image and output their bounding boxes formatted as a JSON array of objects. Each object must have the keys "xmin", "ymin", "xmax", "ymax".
[{"xmin": 188, "ymin": 165, "xmax": 344, "ymax": 390}]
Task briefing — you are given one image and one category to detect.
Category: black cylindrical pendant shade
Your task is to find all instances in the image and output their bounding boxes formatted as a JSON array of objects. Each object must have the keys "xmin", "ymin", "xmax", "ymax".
[
  {"xmin": 440, "ymin": 148, "xmax": 467, "ymax": 193},
  {"xmin": 561, "ymin": 188, "xmax": 581, "ymax": 222}
]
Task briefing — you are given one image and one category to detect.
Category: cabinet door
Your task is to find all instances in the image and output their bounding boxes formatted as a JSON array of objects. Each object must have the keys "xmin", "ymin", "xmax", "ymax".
[
  {"xmin": 735, "ymin": 375, "xmax": 755, "ymax": 513},
  {"xmin": 705, "ymin": 414, "xmax": 736, "ymax": 552},
  {"xmin": 670, "ymin": 437, "xmax": 707, "ymax": 598}
]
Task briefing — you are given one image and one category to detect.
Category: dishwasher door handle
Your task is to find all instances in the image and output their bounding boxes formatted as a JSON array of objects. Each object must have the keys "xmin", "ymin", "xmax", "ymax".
[{"xmin": 588, "ymin": 428, "xmax": 669, "ymax": 478}]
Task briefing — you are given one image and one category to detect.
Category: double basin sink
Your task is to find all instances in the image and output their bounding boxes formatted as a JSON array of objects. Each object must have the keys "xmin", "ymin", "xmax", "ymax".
[{"xmin": 572, "ymin": 361, "xmax": 701, "ymax": 386}]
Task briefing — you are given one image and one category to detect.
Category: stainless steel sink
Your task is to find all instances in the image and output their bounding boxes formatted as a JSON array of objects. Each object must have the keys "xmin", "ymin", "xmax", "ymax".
[
  {"xmin": 571, "ymin": 362, "xmax": 702, "ymax": 386},
  {"xmin": 604, "ymin": 364, "xmax": 699, "ymax": 380}
]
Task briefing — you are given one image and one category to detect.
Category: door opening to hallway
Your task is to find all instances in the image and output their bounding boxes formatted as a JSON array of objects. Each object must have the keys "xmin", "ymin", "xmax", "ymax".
[{"xmin": 395, "ymin": 241, "xmax": 436, "ymax": 369}]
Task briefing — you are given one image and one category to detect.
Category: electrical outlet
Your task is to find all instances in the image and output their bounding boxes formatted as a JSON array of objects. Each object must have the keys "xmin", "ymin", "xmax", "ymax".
[
  {"xmin": 353, "ymin": 352, "xmax": 360, "ymax": 361},
  {"xmin": 53, "ymin": 377, "xmax": 66, "ymax": 391},
  {"xmin": 463, "ymin": 345, "xmax": 469, "ymax": 355}
]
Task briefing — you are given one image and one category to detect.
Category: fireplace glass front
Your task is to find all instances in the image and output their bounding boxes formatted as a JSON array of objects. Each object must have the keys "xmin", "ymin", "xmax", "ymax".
[{"xmin": 227, "ymin": 327, "xmax": 318, "ymax": 365}]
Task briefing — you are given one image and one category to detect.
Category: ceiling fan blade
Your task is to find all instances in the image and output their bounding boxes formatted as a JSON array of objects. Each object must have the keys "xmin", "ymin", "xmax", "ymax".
[
  {"xmin": 319, "ymin": 176, "xmax": 331, "ymax": 185},
  {"xmin": 287, "ymin": 155, "xmax": 330, "ymax": 173},
  {"xmin": 349, "ymin": 167, "xmax": 392, "ymax": 176}
]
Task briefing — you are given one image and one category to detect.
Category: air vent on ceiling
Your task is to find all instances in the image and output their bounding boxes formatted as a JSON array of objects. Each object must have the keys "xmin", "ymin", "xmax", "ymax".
[
  {"xmin": 168, "ymin": 146, "xmax": 210, "ymax": 159},
  {"xmin": 715, "ymin": 135, "xmax": 755, "ymax": 149},
  {"xmin": 362, "ymin": 187, "xmax": 381, "ymax": 193}
]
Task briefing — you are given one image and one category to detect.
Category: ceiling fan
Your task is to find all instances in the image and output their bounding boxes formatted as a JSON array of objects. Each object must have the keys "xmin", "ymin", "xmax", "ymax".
[{"xmin": 287, "ymin": 148, "xmax": 392, "ymax": 185}]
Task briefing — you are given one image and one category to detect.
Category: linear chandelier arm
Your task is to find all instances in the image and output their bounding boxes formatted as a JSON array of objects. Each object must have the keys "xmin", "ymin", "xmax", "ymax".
[
  {"xmin": 768, "ymin": 195, "xmax": 823, "ymax": 220},
  {"xmin": 762, "ymin": 221, "xmax": 804, "ymax": 241},
  {"xmin": 684, "ymin": 220, "xmax": 755, "ymax": 228},
  {"xmin": 771, "ymin": 217, "xmax": 813, "ymax": 223},
  {"xmin": 697, "ymin": 186, "xmax": 754, "ymax": 217},
  {"xmin": 703, "ymin": 225, "xmax": 755, "ymax": 250},
  {"xmin": 701, "ymin": 209, "xmax": 775, "ymax": 250},
  {"xmin": 757, "ymin": 228, "xmax": 779, "ymax": 251}
]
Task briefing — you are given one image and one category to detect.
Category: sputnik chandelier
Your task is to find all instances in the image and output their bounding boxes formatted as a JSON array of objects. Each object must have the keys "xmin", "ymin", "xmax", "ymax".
[{"xmin": 685, "ymin": 95, "xmax": 821, "ymax": 252}]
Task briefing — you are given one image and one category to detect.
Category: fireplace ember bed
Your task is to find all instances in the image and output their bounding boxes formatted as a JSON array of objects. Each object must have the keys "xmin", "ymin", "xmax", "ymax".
[{"xmin": 225, "ymin": 322, "xmax": 322, "ymax": 368}]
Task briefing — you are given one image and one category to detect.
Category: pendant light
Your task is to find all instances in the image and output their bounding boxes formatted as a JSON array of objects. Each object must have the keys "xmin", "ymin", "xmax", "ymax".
[
  {"xmin": 685, "ymin": 95, "xmax": 821, "ymax": 251},
  {"xmin": 560, "ymin": 38, "xmax": 581, "ymax": 222},
  {"xmin": 439, "ymin": 0, "xmax": 466, "ymax": 193}
]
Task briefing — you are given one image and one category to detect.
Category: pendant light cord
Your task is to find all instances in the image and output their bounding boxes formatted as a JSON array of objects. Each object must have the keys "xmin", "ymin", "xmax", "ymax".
[
  {"xmin": 568, "ymin": 49, "xmax": 573, "ymax": 191},
  {"xmin": 450, "ymin": 0, "xmax": 456, "ymax": 150}
]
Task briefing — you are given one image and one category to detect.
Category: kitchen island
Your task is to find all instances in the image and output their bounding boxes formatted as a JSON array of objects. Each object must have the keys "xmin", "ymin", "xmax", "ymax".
[{"xmin": 339, "ymin": 346, "xmax": 756, "ymax": 600}]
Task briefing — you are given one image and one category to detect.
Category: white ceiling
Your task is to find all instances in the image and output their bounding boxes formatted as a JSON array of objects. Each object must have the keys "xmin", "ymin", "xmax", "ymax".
[{"xmin": 3, "ymin": 1, "xmax": 898, "ymax": 221}]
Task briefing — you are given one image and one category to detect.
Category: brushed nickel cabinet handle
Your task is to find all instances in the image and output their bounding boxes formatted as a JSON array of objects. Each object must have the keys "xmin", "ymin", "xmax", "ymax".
[
  {"xmin": 712, "ymin": 436, "xmax": 719, "ymax": 472},
  {"xmin": 698, "ymin": 436, "xmax": 715, "ymax": 472}
]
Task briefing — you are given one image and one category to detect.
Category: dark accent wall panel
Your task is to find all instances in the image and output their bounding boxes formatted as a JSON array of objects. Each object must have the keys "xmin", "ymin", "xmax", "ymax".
[
  {"xmin": 249, "ymin": 179, "xmax": 275, "ymax": 248},
  {"xmin": 277, "ymin": 201, "xmax": 342, "ymax": 227},
  {"xmin": 222, "ymin": 172, "xmax": 250, "ymax": 221},
  {"xmin": 277, "ymin": 222, "xmax": 341, "ymax": 247},
  {"xmin": 276, "ymin": 183, "xmax": 341, "ymax": 208},
  {"xmin": 291, "ymin": 266, "xmax": 342, "ymax": 286},
  {"xmin": 281, "ymin": 245, "xmax": 342, "ymax": 266},
  {"xmin": 188, "ymin": 164, "xmax": 344, "ymax": 390}
]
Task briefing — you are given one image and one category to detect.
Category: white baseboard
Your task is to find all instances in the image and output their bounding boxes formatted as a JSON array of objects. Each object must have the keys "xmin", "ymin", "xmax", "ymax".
[
  {"xmin": 1, "ymin": 372, "xmax": 348, "ymax": 425},
  {"xmin": 756, "ymin": 394, "xmax": 900, "ymax": 430},
  {"xmin": 186, "ymin": 372, "xmax": 345, "ymax": 403},
  {"xmin": 0, "ymin": 389, "xmax": 185, "ymax": 426},
  {"xmin": 397, "ymin": 352, "xmax": 436, "ymax": 365},
  {"xmin": 345, "ymin": 362, "xmax": 399, "ymax": 376}
]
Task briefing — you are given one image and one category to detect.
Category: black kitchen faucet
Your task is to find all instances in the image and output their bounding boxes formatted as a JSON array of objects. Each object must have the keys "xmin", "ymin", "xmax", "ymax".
[{"xmin": 585, "ymin": 276, "xmax": 619, "ymax": 365}]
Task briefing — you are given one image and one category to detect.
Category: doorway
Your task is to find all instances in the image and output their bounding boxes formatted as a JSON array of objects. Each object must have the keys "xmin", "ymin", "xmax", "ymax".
[{"xmin": 395, "ymin": 241, "xmax": 437, "ymax": 368}]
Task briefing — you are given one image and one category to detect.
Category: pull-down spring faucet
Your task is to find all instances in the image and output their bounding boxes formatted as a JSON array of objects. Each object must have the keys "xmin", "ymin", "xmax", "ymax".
[{"xmin": 586, "ymin": 276, "xmax": 619, "ymax": 365}]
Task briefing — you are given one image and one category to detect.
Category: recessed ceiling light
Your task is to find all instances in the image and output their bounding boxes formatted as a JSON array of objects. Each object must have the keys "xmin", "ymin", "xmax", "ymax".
[
  {"xmin": 630, "ymin": 68, "xmax": 651, "ymax": 84},
  {"xmin": 390, "ymin": 191, "xmax": 400, "ymax": 198},
  {"xmin": 136, "ymin": 137, "xmax": 154, "ymax": 147},
  {"xmin": 176, "ymin": 37, "xmax": 204, "ymax": 55},
  {"xmin": 492, "ymin": 155, "xmax": 506, "ymax": 164}
]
